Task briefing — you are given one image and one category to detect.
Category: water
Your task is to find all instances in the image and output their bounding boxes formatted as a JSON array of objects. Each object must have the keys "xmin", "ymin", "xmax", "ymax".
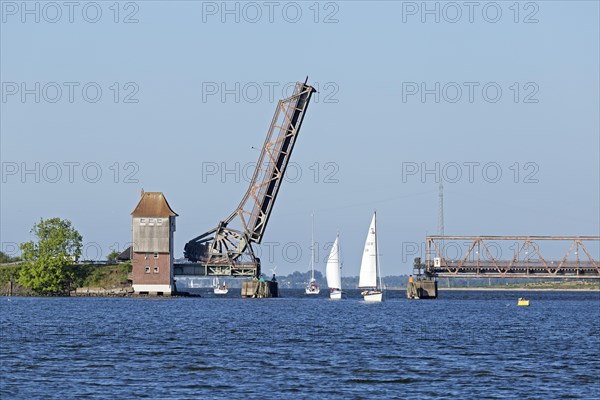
[{"xmin": 1, "ymin": 290, "xmax": 599, "ymax": 399}]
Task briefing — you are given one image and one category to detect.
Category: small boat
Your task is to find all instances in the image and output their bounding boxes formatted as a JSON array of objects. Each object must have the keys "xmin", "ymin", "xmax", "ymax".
[
  {"xmin": 326, "ymin": 234, "xmax": 343, "ymax": 300},
  {"xmin": 358, "ymin": 212, "xmax": 383, "ymax": 302},
  {"xmin": 517, "ymin": 297, "xmax": 530, "ymax": 306},
  {"xmin": 305, "ymin": 212, "xmax": 321, "ymax": 295},
  {"xmin": 213, "ymin": 277, "xmax": 229, "ymax": 295},
  {"xmin": 305, "ymin": 280, "xmax": 320, "ymax": 295}
]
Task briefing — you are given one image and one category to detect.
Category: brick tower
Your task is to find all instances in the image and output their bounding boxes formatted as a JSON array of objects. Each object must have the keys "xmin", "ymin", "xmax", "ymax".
[{"xmin": 131, "ymin": 190, "xmax": 178, "ymax": 295}]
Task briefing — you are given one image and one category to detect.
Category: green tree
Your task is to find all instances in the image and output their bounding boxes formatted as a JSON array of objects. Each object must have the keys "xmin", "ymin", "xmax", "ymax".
[
  {"xmin": 106, "ymin": 250, "xmax": 120, "ymax": 265},
  {"xmin": 0, "ymin": 251, "xmax": 19, "ymax": 263},
  {"xmin": 0, "ymin": 251, "xmax": 8, "ymax": 263},
  {"xmin": 18, "ymin": 218, "xmax": 83, "ymax": 295}
]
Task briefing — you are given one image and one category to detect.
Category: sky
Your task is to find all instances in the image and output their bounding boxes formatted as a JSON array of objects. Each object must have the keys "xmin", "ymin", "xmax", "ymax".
[{"xmin": 1, "ymin": 0, "xmax": 599, "ymax": 276}]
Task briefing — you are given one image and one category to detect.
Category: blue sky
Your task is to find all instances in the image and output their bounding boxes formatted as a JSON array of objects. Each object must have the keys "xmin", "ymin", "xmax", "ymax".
[{"xmin": 1, "ymin": 1, "xmax": 599, "ymax": 275}]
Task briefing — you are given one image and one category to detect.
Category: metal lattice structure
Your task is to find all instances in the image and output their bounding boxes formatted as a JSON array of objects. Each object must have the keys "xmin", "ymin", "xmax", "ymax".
[
  {"xmin": 426, "ymin": 236, "xmax": 600, "ymax": 279},
  {"xmin": 181, "ymin": 80, "xmax": 316, "ymax": 277}
]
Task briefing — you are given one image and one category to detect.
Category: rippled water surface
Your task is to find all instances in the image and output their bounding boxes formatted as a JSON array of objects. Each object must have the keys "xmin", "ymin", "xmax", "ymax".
[{"xmin": 1, "ymin": 290, "xmax": 599, "ymax": 399}]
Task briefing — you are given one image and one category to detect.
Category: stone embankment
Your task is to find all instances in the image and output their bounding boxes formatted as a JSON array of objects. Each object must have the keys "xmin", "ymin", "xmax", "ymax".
[{"xmin": 71, "ymin": 286, "xmax": 134, "ymax": 297}]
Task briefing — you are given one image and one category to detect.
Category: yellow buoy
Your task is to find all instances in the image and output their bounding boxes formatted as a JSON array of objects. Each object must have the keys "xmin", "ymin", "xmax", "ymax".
[{"xmin": 517, "ymin": 298, "xmax": 530, "ymax": 306}]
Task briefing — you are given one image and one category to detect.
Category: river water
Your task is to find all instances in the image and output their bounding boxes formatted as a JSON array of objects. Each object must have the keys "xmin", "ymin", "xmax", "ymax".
[{"xmin": 1, "ymin": 290, "xmax": 599, "ymax": 399}]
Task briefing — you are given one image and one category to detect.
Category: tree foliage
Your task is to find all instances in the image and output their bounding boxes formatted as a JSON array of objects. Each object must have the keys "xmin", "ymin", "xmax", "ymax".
[
  {"xmin": 18, "ymin": 218, "xmax": 83, "ymax": 295},
  {"xmin": 106, "ymin": 250, "xmax": 120, "ymax": 265},
  {"xmin": 0, "ymin": 264, "xmax": 22, "ymax": 286},
  {"xmin": 0, "ymin": 251, "xmax": 20, "ymax": 263}
]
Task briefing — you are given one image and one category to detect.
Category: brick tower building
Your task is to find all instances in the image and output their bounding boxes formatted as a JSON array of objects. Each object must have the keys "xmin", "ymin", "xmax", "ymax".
[{"xmin": 131, "ymin": 190, "xmax": 178, "ymax": 295}]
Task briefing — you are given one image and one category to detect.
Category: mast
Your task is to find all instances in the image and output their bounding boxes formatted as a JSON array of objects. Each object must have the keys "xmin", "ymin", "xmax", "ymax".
[
  {"xmin": 337, "ymin": 232, "xmax": 342, "ymax": 290},
  {"xmin": 438, "ymin": 181, "xmax": 445, "ymax": 256},
  {"xmin": 336, "ymin": 232, "xmax": 342, "ymax": 291},
  {"xmin": 310, "ymin": 211, "xmax": 315, "ymax": 281},
  {"xmin": 374, "ymin": 211, "xmax": 382, "ymax": 291}
]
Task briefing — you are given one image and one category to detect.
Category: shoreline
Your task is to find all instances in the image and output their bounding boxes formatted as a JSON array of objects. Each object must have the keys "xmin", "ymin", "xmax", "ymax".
[
  {"xmin": 3, "ymin": 287, "xmax": 599, "ymax": 297},
  {"xmin": 438, "ymin": 287, "xmax": 600, "ymax": 292}
]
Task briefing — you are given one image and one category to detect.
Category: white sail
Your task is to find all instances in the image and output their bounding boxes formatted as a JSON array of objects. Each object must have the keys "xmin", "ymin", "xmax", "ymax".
[
  {"xmin": 358, "ymin": 214, "xmax": 378, "ymax": 288},
  {"xmin": 326, "ymin": 236, "xmax": 342, "ymax": 290}
]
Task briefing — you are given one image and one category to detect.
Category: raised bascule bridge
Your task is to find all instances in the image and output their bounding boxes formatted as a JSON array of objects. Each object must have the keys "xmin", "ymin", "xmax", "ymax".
[{"xmin": 176, "ymin": 80, "xmax": 316, "ymax": 296}]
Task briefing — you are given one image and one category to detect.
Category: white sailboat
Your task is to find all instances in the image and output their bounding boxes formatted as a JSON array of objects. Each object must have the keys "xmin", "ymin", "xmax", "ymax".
[
  {"xmin": 305, "ymin": 212, "xmax": 320, "ymax": 295},
  {"xmin": 326, "ymin": 234, "xmax": 342, "ymax": 299},
  {"xmin": 358, "ymin": 212, "xmax": 383, "ymax": 302},
  {"xmin": 213, "ymin": 277, "xmax": 229, "ymax": 295}
]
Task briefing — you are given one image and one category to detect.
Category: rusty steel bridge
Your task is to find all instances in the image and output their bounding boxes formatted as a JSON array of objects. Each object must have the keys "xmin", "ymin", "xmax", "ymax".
[
  {"xmin": 425, "ymin": 236, "xmax": 600, "ymax": 279},
  {"xmin": 180, "ymin": 80, "xmax": 316, "ymax": 278}
]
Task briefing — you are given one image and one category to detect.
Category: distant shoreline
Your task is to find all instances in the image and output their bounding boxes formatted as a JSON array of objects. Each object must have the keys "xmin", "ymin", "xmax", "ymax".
[{"xmin": 438, "ymin": 287, "xmax": 600, "ymax": 292}]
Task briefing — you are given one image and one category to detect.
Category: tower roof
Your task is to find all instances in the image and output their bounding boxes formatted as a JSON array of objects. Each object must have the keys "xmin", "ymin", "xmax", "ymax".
[{"xmin": 131, "ymin": 191, "xmax": 178, "ymax": 217}]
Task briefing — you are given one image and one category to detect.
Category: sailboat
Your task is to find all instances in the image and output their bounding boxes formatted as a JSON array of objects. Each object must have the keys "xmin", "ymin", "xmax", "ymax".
[
  {"xmin": 358, "ymin": 212, "xmax": 383, "ymax": 302},
  {"xmin": 305, "ymin": 212, "xmax": 320, "ymax": 295},
  {"xmin": 213, "ymin": 277, "xmax": 228, "ymax": 295},
  {"xmin": 326, "ymin": 234, "xmax": 342, "ymax": 299}
]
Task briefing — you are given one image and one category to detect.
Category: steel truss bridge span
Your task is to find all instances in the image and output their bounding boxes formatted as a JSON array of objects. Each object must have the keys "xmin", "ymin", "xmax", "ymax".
[{"xmin": 426, "ymin": 236, "xmax": 600, "ymax": 279}]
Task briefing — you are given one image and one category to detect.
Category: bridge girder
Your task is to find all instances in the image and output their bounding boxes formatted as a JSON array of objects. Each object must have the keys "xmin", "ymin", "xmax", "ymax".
[{"xmin": 426, "ymin": 236, "xmax": 600, "ymax": 279}]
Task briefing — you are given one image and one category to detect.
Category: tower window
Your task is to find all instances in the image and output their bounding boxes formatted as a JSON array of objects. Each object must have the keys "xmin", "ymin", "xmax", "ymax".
[
  {"xmin": 153, "ymin": 267, "xmax": 159, "ymax": 273},
  {"xmin": 145, "ymin": 266, "xmax": 150, "ymax": 273},
  {"xmin": 149, "ymin": 218, "xmax": 156, "ymax": 226},
  {"xmin": 140, "ymin": 218, "xmax": 146, "ymax": 225},
  {"xmin": 154, "ymin": 252, "xmax": 159, "ymax": 259},
  {"xmin": 157, "ymin": 218, "xmax": 163, "ymax": 225}
]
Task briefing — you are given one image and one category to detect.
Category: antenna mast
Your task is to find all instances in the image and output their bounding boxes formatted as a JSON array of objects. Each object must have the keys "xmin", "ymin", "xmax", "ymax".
[
  {"xmin": 438, "ymin": 181, "xmax": 445, "ymax": 237},
  {"xmin": 438, "ymin": 181, "xmax": 445, "ymax": 259}
]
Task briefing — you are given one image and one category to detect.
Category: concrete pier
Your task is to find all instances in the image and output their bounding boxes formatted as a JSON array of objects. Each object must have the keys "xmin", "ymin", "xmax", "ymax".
[
  {"xmin": 241, "ymin": 280, "xmax": 278, "ymax": 298},
  {"xmin": 407, "ymin": 278, "xmax": 438, "ymax": 299}
]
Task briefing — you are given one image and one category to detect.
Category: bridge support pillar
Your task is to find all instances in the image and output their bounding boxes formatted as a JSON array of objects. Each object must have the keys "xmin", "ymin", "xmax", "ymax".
[
  {"xmin": 241, "ymin": 279, "xmax": 278, "ymax": 298},
  {"xmin": 407, "ymin": 278, "xmax": 438, "ymax": 299}
]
